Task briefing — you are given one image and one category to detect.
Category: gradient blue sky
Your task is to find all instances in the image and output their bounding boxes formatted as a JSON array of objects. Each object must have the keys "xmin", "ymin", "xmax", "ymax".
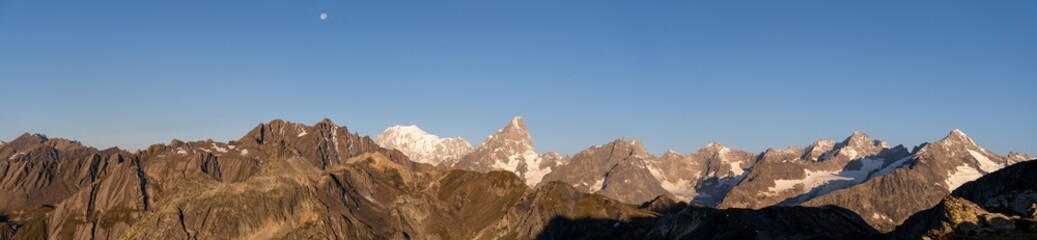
[{"xmin": 1, "ymin": 1, "xmax": 1034, "ymax": 156}]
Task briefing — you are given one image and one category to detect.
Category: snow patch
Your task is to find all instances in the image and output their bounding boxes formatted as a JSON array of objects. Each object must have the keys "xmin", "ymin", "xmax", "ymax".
[
  {"xmin": 728, "ymin": 161, "xmax": 744, "ymax": 176},
  {"xmin": 945, "ymin": 164, "xmax": 982, "ymax": 190},
  {"xmin": 212, "ymin": 143, "xmax": 228, "ymax": 153},
  {"xmin": 844, "ymin": 149, "xmax": 859, "ymax": 160},
  {"xmin": 660, "ymin": 179, "xmax": 695, "ymax": 202},
  {"xmin": 522, "ymin": 150, "xmax": 551, "ymax": 186},
  {"xmin": 646, "ymin": 164, "xmax": 664, "ymax": 180},
  {"xmin": 968, "ymin": 150, "xmax": 1002, "ymax": 173},
  {"xmin": 509, "ymin": 116, "xmax": 523, "ymax": 130},
  {"xmin": 840, "ymin": 158, "xmax": 885, "ymax": 181},
  {"xmin": 493, "ymin": 154, "xmax": 522, "ymax": 173},
  {"xmin": 297, "ymin": 129, "xmax": 308, "ymax": 137},
  {"xmin": 871, "ymin": 213, "xmax": 893, "ymax": 222},
  {"xmin": 874, "ymin": 156, "xmax": 913, "ymax": 176},
  {"xmin": 764, "ymin": 170, "xmax": 852, "ymax": 197},
  {"xmin": 240, "ymin": 149, "xmax": 248, "ymax": 156},
  {"xmin": 590, "ymin": 177, "xmax": 604, "ymax": 191}
]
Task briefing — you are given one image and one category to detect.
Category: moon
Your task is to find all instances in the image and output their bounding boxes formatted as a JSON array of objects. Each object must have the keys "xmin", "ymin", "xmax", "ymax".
[{"xmin": 320, "ymin": 13, "xmax": 328, "ymax": 20}]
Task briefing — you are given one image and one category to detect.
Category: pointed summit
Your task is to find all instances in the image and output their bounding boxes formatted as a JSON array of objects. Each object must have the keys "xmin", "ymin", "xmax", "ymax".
[
  {"xmin": 7, "ymin": 133, "xmax": 49, "ymax": 150},
  {"xmin": 605, "ymin": 137, "xmax": 648, "ymax": 154},
  {"xmin": 842, "ymin": 130, "xmax": 872, "ymax": 147},
  {"xmin": 482, "ymin": 116, "xmax": 532, "ymax": 146},
  {"xmin": 803, "ymin": 139, "xmax": 836, "ymax": 161},
  {"xmin": 950, "ymin": 128, "xmax": 967, "ymax": 137},
  {"xmin": 939, "ymin": 129, "xmax": 978, "ymax": 147},
  {"xmin": 454, "ymin": 116, "xmax": 544, "ymax": 186},
  {"xmin": 505, "ymin": 116, "xmax": 527, "ymax": 132},
  {"xmin": 14, "ymin": 133, "xmax": 48, "ymax": 143},
  {"xmin": 316, "ymin": 118, "xmax": 336, "ymax": 126}
]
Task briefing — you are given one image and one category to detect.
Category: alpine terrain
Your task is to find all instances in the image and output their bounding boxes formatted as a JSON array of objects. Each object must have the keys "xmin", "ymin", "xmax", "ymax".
[{"xmin": 0, "ymin": 117, "xmax": 1032, "ymax": 240}]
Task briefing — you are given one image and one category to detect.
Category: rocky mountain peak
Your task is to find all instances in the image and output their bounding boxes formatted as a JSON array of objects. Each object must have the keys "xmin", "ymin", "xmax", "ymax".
[
  {"xmin": 842, "ymin": 130, "xmax": 873, "ymax": 147},
  {"xmin": 317, "ymin": 117, "xmax": 335, "ymax": 126},
  {"xmin": 239, "ymin": 119, "xmax": 340, "ymax": 146},
  {"xmin": 607, "ymin": 138, "xmax": 650, "ymax": 158},
  {"xmin": 939, "ymin": 129, "xmax": 978, "ymax": 147},
  {"xmin": 803, "ymin": 139, "xmax": 837, "ymax": 161},
  {"xmin": 508, "ymin": 116, "xmax": 526, "ymax": 130},
  {"xmin": 454, "ymin": 116, "xmax": 547, "ymax": 186},
  {"xmin": 481, "ymin": 116, "xmax": 532, "ymax": 147},
  {"xmin": 6, "ymin": 133, "xmax": 50, "ymax": 150},
  {"xmin": 13, "ymin": 132, "xmax": 48, "ymax": 144}
]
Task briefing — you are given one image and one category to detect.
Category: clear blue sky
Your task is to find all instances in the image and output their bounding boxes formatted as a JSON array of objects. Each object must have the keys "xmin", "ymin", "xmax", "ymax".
[{"xmin": 1, "ymin": 1, "xmax": 1034, "ymax": 156}]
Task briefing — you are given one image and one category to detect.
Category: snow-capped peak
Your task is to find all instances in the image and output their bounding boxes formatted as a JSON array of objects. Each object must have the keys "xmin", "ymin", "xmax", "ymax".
[
  {"xmin": 950, "ymin": 128, "xmax": 967, "ymax": 137},
  {"xmin": 374, "ymin": 125, "xmax": 472, "ymax": 166}
]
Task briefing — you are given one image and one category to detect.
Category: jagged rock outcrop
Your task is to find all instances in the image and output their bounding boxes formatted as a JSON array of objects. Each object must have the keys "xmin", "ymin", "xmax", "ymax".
[
  {"xmin": 803, "ymin": 129, "xmax": 1018, "ymax": 232},
  {"xmin": 1008, "ymin": 152, "xmax": 1033, "ymax": 165},
  {"xmin": 375, "ymin": 125, "xmax": 472, "ymax": 166},
  {"xmin": 541, "ymin": 138, "xmax": 673, "ymax": 205},
  {"xmin": 719, "ymin": 131, "xmax": 911, "ymax": 209}
]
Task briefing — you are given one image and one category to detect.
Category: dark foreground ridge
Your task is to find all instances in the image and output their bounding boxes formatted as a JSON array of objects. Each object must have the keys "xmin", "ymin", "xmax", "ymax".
[{"xmin": 0, "ymin": 119, "xmax": 1033, "ymax": 239}]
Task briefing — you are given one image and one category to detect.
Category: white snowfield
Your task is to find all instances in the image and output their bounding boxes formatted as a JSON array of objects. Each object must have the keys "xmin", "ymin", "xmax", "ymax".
[
  {"xmin": 762, "ymin": 157, "xmax": 888, "ymax": 198},
  {"xmin": 374, "ymin": 125, "xmax": 472, "ymax": 166},
  {"xmin": 968, "ymin": 149, "xmax": 1002, "ymax": 173},
  {"xmin": 945, "ymin": 164, "xmax": 982, "ymax": 190},
  {"xmin": 765, "ymin": 169, "xmax": 851, "ymax": 197}
]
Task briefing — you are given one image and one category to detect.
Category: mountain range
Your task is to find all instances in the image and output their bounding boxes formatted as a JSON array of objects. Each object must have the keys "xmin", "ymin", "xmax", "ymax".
[
  {"xmin": 0, "ymin": 117, "xmax": 1032, "ymax": 239},
  {"xmin": 374, "ymin": 116, "xmax": 1033, "ymax": 232}
]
